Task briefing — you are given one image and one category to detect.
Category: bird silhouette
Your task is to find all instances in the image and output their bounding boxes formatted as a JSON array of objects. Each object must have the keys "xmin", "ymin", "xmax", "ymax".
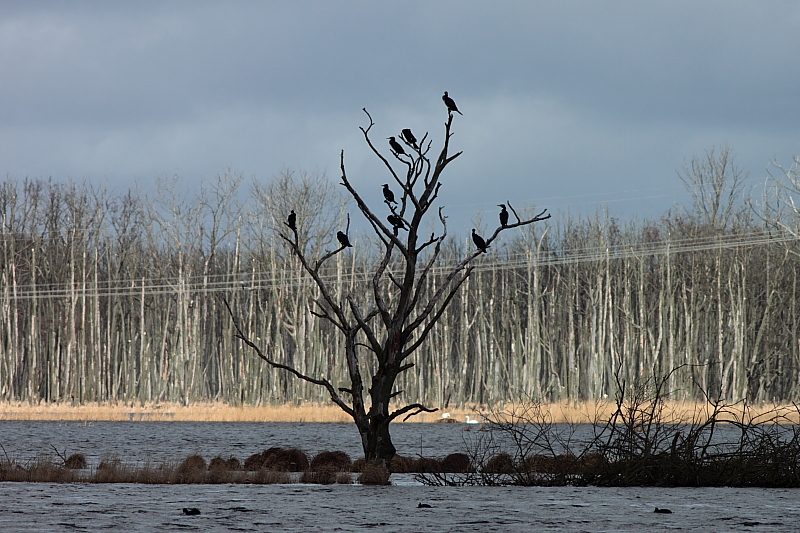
[
  {"xmin": 182, "ymin": 508, "xmax": 201, "ymax": 516},
  {"xmin": 654, "ymin": 508, "xmax": 672, "ymax": 514},
  {"xmin": 337, "ymin": 231, "xmax": 352, "ymax": 248},
  {"xmin": 442, "ymin": 91, "xmax": 462, "ymax": 115},
  {"xmin": 287, "ymin": 209, "xmax": 297, "ymax": 231},
  {"xmin": 498, "ymin": 204, "xmax": 508, "ymax": 227},
  {"xmin": 382, "ymin": 184, "xmax": 397, "ymax": 204},
  {"xmin": 471, "ymin": 229, "xmax": 488, "ymax": 253},
  {"xmin": 401, "ymin": 128, "xmax": 418, "ymax": 150},
  {"xmin": 387, "ymin": 214, "xmax": 406, "ymax": 231},
  {"xmin": 388, "ymin": 136, "xmax": 406, "ymax": 156}
]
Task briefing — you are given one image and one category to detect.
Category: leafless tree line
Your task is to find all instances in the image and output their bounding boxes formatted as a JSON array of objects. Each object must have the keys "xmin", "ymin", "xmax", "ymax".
[{"xmin": 2, "ymin": 148, "xmax": 800, "ymax": 406}]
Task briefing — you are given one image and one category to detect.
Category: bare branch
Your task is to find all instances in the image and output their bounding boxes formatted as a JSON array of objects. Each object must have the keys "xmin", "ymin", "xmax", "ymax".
[
  {"xmin": 389, "ymin": 403, "xmax": 439, "ymax": 423},
  {"xmin": 223, "ymin": 298, "xmax": 355, "ymax": 418}
]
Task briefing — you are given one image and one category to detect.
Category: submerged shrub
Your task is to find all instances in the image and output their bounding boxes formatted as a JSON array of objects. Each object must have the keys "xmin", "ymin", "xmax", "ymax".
[
  {"xmin": 411, "ymin": 457, "xmax": 442, "ymax": 473},
  {"xmin": 300, "ymin": 465, "xmax": 337, "ymax": 484},
  {"xmin": 245, "ymin": 448, "xmax": 309, "ymax": 472},
  {"xmin": 482, "ymin": 453, "xmax": 515, "ymax": 474},
  {"xmin": 249, "ymin": 468, "xmax": 291, "ymax": 484},
  {"xmin": 310, "ymin": 451, "xmax": 351, "ymax": 471},
  {"xmin": 357, "ymin": 462, "xmax": 390, "ymax": 485},
  {"xmin": 209, "ymin": 455, "xmax": 241, "ymax": 471},
  {"xmin": 174, "ymin": 454, "xmax": 207, "ymax": 483},
  {"xmin": 441, "ymin": 453, "xmax": 472, "ymax": 473},
  {"xmin": 64, "ymin": 453, "xmax": 87, "ymax": 469}
]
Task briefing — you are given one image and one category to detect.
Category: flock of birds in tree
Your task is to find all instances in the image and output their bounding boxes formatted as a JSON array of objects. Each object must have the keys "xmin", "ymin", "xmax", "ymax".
[{"xmin": 284, "ymin": 92, "xmax": 508, "ymax": 253}]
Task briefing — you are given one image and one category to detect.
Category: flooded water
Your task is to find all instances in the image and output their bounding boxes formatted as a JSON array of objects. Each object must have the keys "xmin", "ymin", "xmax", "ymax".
[
  {"xmin": 2, "ymin": 482, "xmax": 799, "ymax": 532},
  {"xmin": 2, "ymin": 422, "xmax": 799, "ymax": 532},
  {"xmin": 0, "ymin": 421, "xmax": 472, "ymax": 466}
]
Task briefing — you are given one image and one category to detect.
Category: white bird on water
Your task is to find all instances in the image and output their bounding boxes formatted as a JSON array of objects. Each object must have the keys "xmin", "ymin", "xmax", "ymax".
[
  {"xmin": 465, "ymin": 415, "xmax": 479, "ymax": 424},
  {"xmin": 441, "ymin": 412, "xmax": 451, "ymax": 419}
]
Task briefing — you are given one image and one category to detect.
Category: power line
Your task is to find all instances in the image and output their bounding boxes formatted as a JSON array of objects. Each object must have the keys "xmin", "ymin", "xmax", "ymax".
[{"xmin": 2, "ymin": 230, "xmax": 796, "ymax": 301}]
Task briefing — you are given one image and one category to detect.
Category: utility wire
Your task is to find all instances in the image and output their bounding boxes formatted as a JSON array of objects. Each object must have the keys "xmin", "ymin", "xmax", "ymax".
[{"xmin": 2, "ymin": 230, "xmax": 797, "ymax": 301}]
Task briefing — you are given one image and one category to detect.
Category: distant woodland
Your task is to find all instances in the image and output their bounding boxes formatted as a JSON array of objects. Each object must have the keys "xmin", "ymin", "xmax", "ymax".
[{"xmin": 3, "ymin": 150, "xmax": 800, "ymax": 406}]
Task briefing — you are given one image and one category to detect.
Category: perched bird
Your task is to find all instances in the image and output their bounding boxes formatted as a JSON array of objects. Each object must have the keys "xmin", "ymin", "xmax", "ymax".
[
  {"xmin": 442, "ymin": 91, "xmax": 462, "ymax": 115},
  {"xmin": 387, "ymin": 214, "xmax": 406, "ymax": 231},
  {"xmin": 337, "ymin": 231, "xmax": 352, "ymax": 248},
  {"xmin": 498, "ymin": 204, "xmax": 509, "ymax": 227},
  {"xmin": 388, "ymin": 136, "xmax": 406, "ymax": 156},
  {"xmin": 382, "ymin": 184, "xmax": 397, "ymax": 205},
  {"xmin": 182, "ymin": 508, "xmax": 201, "ymax": 516},
  {"xmin": 401, "ymin": 128, "xmax": 418, "ymax": 150},
  {"xmin": 471, "ymin": 229, "xmax": 488, "ymax": 253},
  {"xmin": 287, "ymin": 209, "xmax": 297, "ymax": 231}
]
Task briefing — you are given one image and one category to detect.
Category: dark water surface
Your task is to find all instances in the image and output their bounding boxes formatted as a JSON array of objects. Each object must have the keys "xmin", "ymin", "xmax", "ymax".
[
  {"xmin": 0, "ymin": 421, "xmax": 473, "ymax": 465},
  {"xmin": 2, "ymin": 422, "xmax": 799, "ymax": 532}
]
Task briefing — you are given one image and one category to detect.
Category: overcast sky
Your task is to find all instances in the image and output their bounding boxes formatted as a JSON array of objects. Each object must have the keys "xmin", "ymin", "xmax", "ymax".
[{"xmin": 1, "ymin": 1, "xmax": 799, "ymax": 235}]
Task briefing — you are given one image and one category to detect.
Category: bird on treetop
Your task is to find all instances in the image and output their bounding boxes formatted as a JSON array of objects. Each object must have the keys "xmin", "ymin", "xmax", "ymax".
[
  {"xmin": 287, "ymin": 209, "xmax": 297, "ymax": 231},
  {"xmin": 498, "ymin": 204, "xmax": 509, "ymax": 227},
  {"xmin": 472, "ymin": 229, "xmax": 488, "ymax": 253},
  {"xmin": 387, "ymin": 136, "xmax": 406, "ymax": 156},
  {"xmin": 442, "ymin": 91, "xmax": 462, "ymax": 115},
  {"xmin": 382, "ymin": 184, "xmax": 397, "ymax": 205},
  {"xmin": 337, "ymin": 231, "xmax": 352, "ymax": 248},
  {"xmin": 401, "ymin": 128, "xmax": 418, "ymax": 150}
]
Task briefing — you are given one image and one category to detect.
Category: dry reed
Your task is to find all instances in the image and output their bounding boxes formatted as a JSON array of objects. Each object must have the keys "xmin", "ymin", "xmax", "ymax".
[{"xmin": 5, "ymin": 400, "xmax": 794, "ymax": 423}]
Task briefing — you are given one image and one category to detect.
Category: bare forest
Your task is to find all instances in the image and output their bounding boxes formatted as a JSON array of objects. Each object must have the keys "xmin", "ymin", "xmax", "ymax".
[{"xmin": 3, "ymin": 150, "xmax": 800, "ymax": 407}]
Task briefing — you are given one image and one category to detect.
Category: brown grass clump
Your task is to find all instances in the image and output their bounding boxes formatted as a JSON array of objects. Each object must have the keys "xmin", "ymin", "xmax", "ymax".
[
  {"xmin": 300, "ymin": 465, "xmax": 337, "ymax": 484},
  {"xmin": 357, "ymin": 462, "xmax": 391, "ymax": 485},
  {"xmin": 350, "ymin": 457, "xmax": 367, "ymax": 472},
  {"xmin": 441, "ymin": 453, "xmax": 472, "ymax": 473},
  {"xmin": 209, "ymin": 455, "xmax": 241, "ymax": 471},
  {"xmin": 336, "ymin": 472, "xmax": 353, "ymax": 484},
  {"xmin": 64, "ymin": 453, "xmax": 87, "ymax": 469},
  {"xmin": 518, "ymin": 454, "xmax": 580, "ymax": 475},
  {"xmin": 1, "ymin": 459, "xmax": 78, "ymax": 483},
  {"xmin": 391, "ymin": 455, "xmax": 414, "ymax": 473},
  {"xmin": 310, "ymin": 451, "xmax": 351, "ymax": 472},
  {"xmin": 245, "ymin": 447, "xmax": 309, "ymax": 472},
  {"xmin": 249, "ymin": 468, "xmax": 291, "ymax": 484},
  {"xmin": 173, "ymin": 454, "xmax": 207, "ymax": 483},
  {"xmin": 411, "ymin": 457, "xmax": 442, "ymax": 473},
  {"xmin": 482, "ymin": 453, "xmax": 515, "ymax": 474}
]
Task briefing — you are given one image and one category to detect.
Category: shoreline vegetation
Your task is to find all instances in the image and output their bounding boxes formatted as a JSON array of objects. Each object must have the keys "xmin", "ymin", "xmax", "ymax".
[
  {"xmin": 1, "ymin": 400, "xmax": 799, "ymax": 424},
  {"xmin": 4, "ymin": 386, "xmax": 800, "ymax": 487}
]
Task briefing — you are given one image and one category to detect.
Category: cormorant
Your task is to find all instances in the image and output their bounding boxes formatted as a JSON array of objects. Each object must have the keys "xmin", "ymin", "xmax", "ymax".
[
  {"xmin": 653, "ymin": 508, "xmax": 672, "ymax": 514},
  {"xmin": 382, "ymin": 184, "xmax": 397, "ymax": 204},
  {"xmin": 182, "ymin": 508, "xmax": 201, "ymax": 516},
  {"xmin": 498, "ymin": 204, "xmax": 508, "ymax": 227},
  {"xmin": 387, "ymin": 214, "xmax": 406, "ymax": 231},
  {"xmin": 471, "ymin": 229, "xmax": 488, "ymax": 253},
  {"xmin": 388, "ymin": 136, "xmax": 406, "ymax": 156},
  {"xmin": 337, "ymin": 231, "xmax": 352, "ymax": 248},
  {"xmin": 442, "ymin": 91, "xmax": 463, "ymax": 115},
  {"xmin": 287, "ymin": 209, "xmax": 297, "ymax": 231},
  {"xmin": 401, "ymin": 128, "xmax": 418, "ymax": 150}
]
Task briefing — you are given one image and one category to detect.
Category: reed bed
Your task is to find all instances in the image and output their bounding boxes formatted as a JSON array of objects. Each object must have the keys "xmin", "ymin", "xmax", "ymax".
[{"xmin": 2, "ymin": 400, "xmax": 798, "ymax": 424}]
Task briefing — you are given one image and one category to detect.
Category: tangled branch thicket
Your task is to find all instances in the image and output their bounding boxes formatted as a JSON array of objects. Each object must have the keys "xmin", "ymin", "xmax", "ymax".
[
  {"xmin": 417, "ymin": 371, "xmax": 800, "ymax": 487},
  {"xmin": 2, "ymin": 151, "xmax": 800, "ymax": 407}
]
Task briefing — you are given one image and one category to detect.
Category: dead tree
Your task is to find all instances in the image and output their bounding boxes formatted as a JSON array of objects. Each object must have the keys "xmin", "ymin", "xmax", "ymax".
[{"xmin": 227, "ymin": 104, "xmax": 550, "ymax": 468}]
